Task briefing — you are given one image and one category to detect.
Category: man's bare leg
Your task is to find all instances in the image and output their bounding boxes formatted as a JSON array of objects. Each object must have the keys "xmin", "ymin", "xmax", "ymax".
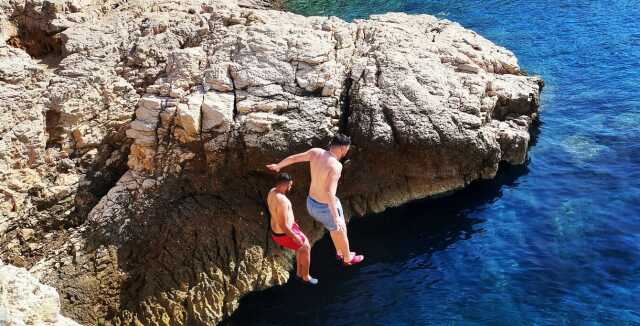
[
  {"xmin": 296, "ymin": 252, "xmax": 302, "ymax": 278},
  {"xmin": 296, "ymin": 241, "xmax": 311, "ymax": 279},
  {"xmin": 329, "ymin": 228, "xmax": 353, "ymax": 262}
]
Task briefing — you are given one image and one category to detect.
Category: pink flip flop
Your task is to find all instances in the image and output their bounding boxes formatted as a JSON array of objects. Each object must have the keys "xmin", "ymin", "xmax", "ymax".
[
  {"xmin": 342, "ymin": 254, "xmax": 364, "ymax": 266},
  {"xmin": 335, "ymin": 252, "xmax": 356, "ymax": 261}
]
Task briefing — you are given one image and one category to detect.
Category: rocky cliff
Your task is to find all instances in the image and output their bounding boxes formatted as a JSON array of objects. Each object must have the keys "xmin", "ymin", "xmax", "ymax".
[{"xmin": 0, "ymin": 0, "xmax": 542, "ymax": 324}]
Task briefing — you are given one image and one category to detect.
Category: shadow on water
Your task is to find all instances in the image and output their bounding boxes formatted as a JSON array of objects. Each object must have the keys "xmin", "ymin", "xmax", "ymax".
[{"xmin": 224, "ymin": 158, "xmax": 532, "ymax": 325}]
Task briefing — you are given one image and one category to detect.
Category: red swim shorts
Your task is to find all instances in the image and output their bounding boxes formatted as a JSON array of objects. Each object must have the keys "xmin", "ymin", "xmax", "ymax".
[{"xmin": 271, "ymin": 222, "xmax": 306, "ymax": 251}]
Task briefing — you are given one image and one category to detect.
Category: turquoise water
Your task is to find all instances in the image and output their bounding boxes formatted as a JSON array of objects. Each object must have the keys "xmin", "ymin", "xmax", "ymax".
[{"xmin": 227, "ymin": 1, "xmax": 640, "ymax": 325}]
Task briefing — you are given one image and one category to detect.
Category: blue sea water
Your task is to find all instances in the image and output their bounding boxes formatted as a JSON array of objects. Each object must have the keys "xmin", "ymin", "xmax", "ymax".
[{"xmin": 227, "ymin": 1, "xmax": 640, "ymax": 325}]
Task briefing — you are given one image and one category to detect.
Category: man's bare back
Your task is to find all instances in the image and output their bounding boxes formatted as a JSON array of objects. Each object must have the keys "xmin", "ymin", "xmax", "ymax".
[
  {"xmin": 307, "ymin": 148, "xmax": 342, "ymax": 204},
  {"xmin": 267, "ymin": 188, "xmax": 294, "ymax": 235}
]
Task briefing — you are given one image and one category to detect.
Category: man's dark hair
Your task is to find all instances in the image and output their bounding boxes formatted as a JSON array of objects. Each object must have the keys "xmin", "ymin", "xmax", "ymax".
[
  {"xmin": 330, "ymin": 133, "xmax": 351, "ymax": 147},
  {"xmin": 276, "ymin": 172, "xmax": 293, "ymax": 184}
]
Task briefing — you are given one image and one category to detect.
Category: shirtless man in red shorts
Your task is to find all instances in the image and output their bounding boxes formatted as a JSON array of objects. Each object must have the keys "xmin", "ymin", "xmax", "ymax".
[{"xmin": 267, "ymin": 173, "xmax": 318, "ymax": 285}]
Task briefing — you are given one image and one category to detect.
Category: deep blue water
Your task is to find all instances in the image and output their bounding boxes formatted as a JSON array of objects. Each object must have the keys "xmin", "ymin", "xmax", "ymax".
[{"xmin": 227, "ymin": 1, "xmax": 640, "ymax": 325}]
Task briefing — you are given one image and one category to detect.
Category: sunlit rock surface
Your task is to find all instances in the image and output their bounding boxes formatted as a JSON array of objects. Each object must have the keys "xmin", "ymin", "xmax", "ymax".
[
  {"xmin": 0, "ymin": 0, "xmax": 541, "ymax": 324},
  {"xmin": 0, "ymin": 261, "xmax": 80, "ymax": 325}
]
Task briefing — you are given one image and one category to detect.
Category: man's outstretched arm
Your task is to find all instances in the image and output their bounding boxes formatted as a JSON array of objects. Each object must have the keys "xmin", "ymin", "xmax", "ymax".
[{"xmin": 266, "ymin": 149, "xmax": 314, "ymax": 172}]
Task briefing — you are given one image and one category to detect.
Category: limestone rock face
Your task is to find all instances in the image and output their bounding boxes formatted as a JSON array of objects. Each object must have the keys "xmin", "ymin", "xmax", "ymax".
[
  {"xmin": 0, "ymin": 0, "xmax": 542, "ymax": 325},
  {"xmin": 0, "ymin": 261, "xmax": 80, "ymax": 326}
]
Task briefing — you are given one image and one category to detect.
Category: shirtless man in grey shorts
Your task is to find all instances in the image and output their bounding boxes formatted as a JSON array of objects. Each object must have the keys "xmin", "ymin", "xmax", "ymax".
[{"xmin": 267, "ymin": 133, "xmax": 364, "ymax": 266}]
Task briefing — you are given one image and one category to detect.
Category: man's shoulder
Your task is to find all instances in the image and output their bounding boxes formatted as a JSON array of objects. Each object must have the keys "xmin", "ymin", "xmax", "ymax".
[
  {"xmin": 274, "ymin": 192, "xmax": 290, "ymax": 203},
  {"xmin": 309, "ymin": 148, "xmax": 325, "ymax": 155}
]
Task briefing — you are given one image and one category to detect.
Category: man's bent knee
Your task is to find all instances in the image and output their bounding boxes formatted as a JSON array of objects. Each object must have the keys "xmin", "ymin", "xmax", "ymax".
[{"xmin": 298, "ymin": 243, "xmax": 310, "ymax": 253}]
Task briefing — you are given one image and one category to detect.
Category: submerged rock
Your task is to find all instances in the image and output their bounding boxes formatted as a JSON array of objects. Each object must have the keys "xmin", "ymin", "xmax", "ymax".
[{"xmin": 0, "ymin": 0, "xmax": 542, "ymax": 324}]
